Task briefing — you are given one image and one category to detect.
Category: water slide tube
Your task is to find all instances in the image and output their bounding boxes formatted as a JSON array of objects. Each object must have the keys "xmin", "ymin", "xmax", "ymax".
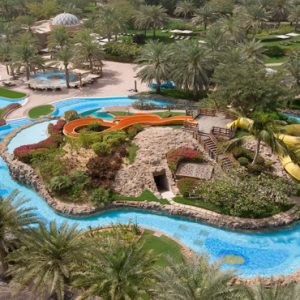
[
  {"xmin": 227, "ymin": 117, "xmax": 300, "ymax": 181},
  {"xmin": 63, "ymin": 113, "xmax": 197, "ymax": 138}
]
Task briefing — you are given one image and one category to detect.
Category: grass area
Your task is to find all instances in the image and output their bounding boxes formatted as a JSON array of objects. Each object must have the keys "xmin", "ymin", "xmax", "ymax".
[
  {"xmin": 113, "ymin": 189, "xmax": 169, "ymax": 205},
  {"xmin": 140, "ymin": 230, "xmax": 183, "ymax": 267},
  {"xmin": 128, "ymin": 143, "xmax": 138, "ymax": 164},
  {"xmin": 0, "ymin": 87, "xmax": 26, "ymax": 99},
  {"xmin": 108, "ymin": 111, "xmax": 133, "ymax": 116},
  {"xmin": 174, "ymin": 196, "xmax": 223, "ymax": 214},
  {"xmin": 28, "ymin": 105, "xmax": 55, "ymax": 119},
  {"xmin": 155, "ymin": 89, "xmax": 207, "ymax": 101},
  {"xmin": 264, "ymin": 56, "xmax": 288, "ymax": 64},
  {"xmin": 153, "ymin": 111, "xmax": 185, "ymax": 117}
]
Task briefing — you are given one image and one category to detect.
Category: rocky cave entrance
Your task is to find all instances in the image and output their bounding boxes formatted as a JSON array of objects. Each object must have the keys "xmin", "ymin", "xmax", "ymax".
[{"xmin": 153, "ymin": 171, "xmax": 169, "ymax": 193}]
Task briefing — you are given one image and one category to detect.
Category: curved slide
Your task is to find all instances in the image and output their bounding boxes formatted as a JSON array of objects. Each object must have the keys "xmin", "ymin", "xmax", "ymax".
[
  {"xmin": 228, "ymin": 117, "xmax": 300, "ymax": 181},
  {"xmin": 63, "ymin": 114, "xmax": 197, "ymax": 138}
]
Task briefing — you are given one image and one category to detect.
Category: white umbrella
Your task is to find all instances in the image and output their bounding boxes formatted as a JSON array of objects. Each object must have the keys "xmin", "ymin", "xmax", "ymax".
[
  {"xmin": 182, "ymin": 30, "xmax": 193, "ymax": 34},
  {"xmin": 170, "ymin": 29, "xmax": 183, "ymax": 34}
]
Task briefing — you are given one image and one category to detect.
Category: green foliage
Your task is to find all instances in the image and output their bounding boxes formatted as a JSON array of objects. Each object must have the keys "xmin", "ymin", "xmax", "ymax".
[
  {"xmin": 87, "ymin": 122, "xmax": 104, "ymax": 132},
  {"xmin": 126, "ymin": 124, "xmax": 143, "ymax": 139},
  {"xmin": 64, "ymin": 110, "xmax": 80, "ymax": 122},
  {"xmin": 264, "ymin": 45, "xmax": 286, "ymax": 58},
  {"xmin": 92, "ymin": 142, "xmax": 111, "ymax": 156},
  {"xmin": 128, "ymin": 143, "xmax": 138, "ymax": 164},
  {"xmin": 158, "ymin": 88, "xmax": 207, "ymax": 100},
  {"xmin": 28, "ymin": 105, "xmax": 54, "ymax": 119},
  {"xmin": 237, "ymin": 156, "xmax": 249, "ymax": 167},
  {"xmin": 0, "ymin": 88, "xmax": 26, "ymax": 99},
  {"xmin": 49, "ymin": 175, "xmax": 72, "ymax": 193},
  {"xmin": 195, "ymin": 174, "xmax": 294, "ymax": 218},
  {"xmin": 177, "ymin": 178, "xmax": 201, "ymax": 197},
  {"xmin": 90, "ymin": 187, "xmax": 112, "ymax": 207},
  {"xmin": 79, "ymin": 132, "xmax": 100, "ymax": 148},
  {"xmin": 104, "ymin": 42, "xmax": 141, "ymax": 62}
]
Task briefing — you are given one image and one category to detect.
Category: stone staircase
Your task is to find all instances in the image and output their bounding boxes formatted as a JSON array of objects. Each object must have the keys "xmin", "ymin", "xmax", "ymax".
[{"xmin": 183, "ymin": 124, "xmax": 233, "ymax": 171}]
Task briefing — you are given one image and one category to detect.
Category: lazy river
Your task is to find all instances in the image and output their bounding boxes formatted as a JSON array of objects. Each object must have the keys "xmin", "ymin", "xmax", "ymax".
[{"xmin": 1, "ymin": 97, "xmax": 300, "ymax": 279}]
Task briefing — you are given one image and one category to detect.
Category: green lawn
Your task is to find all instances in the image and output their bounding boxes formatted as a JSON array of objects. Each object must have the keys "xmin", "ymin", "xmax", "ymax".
[
  {"xmin": 0, "ymin": 87, "xmax": 26, "ymax": 99},
  {"xmin": 108, "ymin": 111, "xmax": 133, "ymax": 116},
  {"xmin": 113, "ymin": 190, "xmax": 169, "ymax": 205},
  {"xmin": 28, "ymin": 105, "xmax": 55, "ymax": 119},
  {"xmin": 140, "ymin": 230, "xmax": 184, "ymax": 267}
]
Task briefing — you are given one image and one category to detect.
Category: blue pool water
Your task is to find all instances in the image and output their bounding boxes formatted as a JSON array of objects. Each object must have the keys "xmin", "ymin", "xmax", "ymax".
[
  {"xmin": 0, "ymin": 97, "xmax": 25, "ymax": 109},
  {"xmin": 7, "ymin": 120, "xmax": 56, "ymax": 153},
  {"xmin": 80, "ymin": 109, "xmax": 115, "ymax": 120},
  {"xmin": 33, "ymin": 71, "xmax": 76, "ymax": 83},
  {"xmin": 1, "ymin": 96, "xmax": 300, "ymax": 278}
]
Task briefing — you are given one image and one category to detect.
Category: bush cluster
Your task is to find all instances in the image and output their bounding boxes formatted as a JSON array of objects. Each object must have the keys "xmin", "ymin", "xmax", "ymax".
[
  {"xmin": 195, "ymin": 174, "xmax": 294, "ymax": 218},
  {"xmin": 64, "ymin": 110, "xmax": 80, "ymax": 122},
  {"xmin": 14, "ymin": 119, "xmax": 66, "ymax": 163},
  {"xmin": 90, "ymin": 187, "xmax": 113, "ymax": 207},
  {"xmin": 104, "ymin": 42, "xmax": 141, "ymax": 62},
  {"xmin": 167, "ymin": 147, "xmax": 204, "ymax": 173},
  {"xmin": 177, "ymin": 178, "xmax": 201, "ymax": 198}
]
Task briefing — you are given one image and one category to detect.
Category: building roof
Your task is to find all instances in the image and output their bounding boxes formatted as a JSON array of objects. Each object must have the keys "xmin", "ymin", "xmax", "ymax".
[{"xmin": 52, "ymin": 13, "xmax": 80, "ymax": 26}]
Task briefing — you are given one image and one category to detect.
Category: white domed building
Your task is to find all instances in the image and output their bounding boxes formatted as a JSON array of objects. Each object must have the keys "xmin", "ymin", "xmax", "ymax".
[{"xmin": 32, "ymin": 13, "xmax": 82, "ymax": 49}]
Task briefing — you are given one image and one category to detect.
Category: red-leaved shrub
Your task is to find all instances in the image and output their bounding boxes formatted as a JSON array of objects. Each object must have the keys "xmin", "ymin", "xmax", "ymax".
[
  {"xmin": 166, "ymin": 146, "xmax": 203, "ymax": 173},
  {"xmin": 14, "ymin": 119, "xmax": 65, "ymax": 162}
]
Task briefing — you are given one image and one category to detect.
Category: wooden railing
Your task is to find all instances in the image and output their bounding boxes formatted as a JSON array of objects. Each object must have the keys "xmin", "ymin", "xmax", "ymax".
[
  {"xmin": 198, "ymin": 108, "xmax": 216, "ymax": 116},
  {"xmin": 211, "ymin": 126, "xmax": 235, "ymax": 138}
]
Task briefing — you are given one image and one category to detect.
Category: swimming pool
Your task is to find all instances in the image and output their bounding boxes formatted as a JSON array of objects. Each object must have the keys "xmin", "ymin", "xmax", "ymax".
[
  {"xmin": 33, "ymin": 71, "xmax": 77, "ymax": 84},
  {"xmin": 80, "ymin": 110, "xmax": 115, "ymax": 120},
  {"xmin": 2, "ymin": 96, "xmax": 300, "ymax": 278},
  {"xmin": 0, "ymin": 97, "xmax": 25, "ymax": 109}
]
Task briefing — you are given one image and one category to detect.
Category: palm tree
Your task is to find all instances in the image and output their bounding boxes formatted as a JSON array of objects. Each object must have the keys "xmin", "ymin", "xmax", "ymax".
[
  {"xmin": 153, "ymin": 256, "xmax": 244, "ymax": 300},
  {"xmin": 245, "ymin": 280, "xmax": 300, "ymax": 300},
  {"xmin": 288, "ymin": 4, "xmax": 300, "ymax": 31},
  {"xmin": 272, "ymin": 0, "xmax": 292, "ymax": 26},
  {"xmin": 56, "ymin": 47, "xmax": 74, "ymax": 88},
  {"xmin": 175, "ymin": 0, "xmax": 196, "ymax": 19},
  {"xmin": 12, "ymin": 33, "xmax": 40, "ymax": 80},
  {"xmin": 285, "ymin": 49, "xmax": 300, "ymax": 87},
  {"xmin": 73, "ymin": 237, "xmax": 157, "ymax": 299},
  {"xmin": 226, "ymin": 113, "xmax": 289, "ymax": 165},
  {"xmin": 239, "ymin": 39, "xmax": 266, "ymax": 64},
  {"xmin": 0, "ymin": 192, "xmax": 39, "ymax": 273},
  {"xmin": 171, "ymin": 40, "xmax": 211, "ymax": 98},
  {"xmin": 74, "ymin": 30, "xmax": 104, "ymax": 74},
  {"xmin": 192, "ymin": 4, "xmax": 215, "ymax": 31},
  {"xmin": 0, "ymin": 41, "xmax": 15, "ymax": 77},
  {"xmin": 7, "ymin": 221, "xmax": 87, "ymax": 300},
  {"xmin": 136, "ymin": 40, "xmax": 171, "ymax": 93},
  {"xmin": 48, "ymin": 25, "xmax": 70, "ymax": 50},
  {"xmin": 246, "ymin": 4, "xmax": 270, "ymax": 36},
  {"xmin": 135, "ymin": 5, "xmax": 168, "ymax": 38},
  {"xmin": 17, "ymin": 15, "xmax": 36, "ymax": 35}
]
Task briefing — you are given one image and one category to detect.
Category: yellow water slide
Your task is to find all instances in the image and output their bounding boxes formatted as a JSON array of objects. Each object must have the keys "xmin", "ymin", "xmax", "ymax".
[{"xmin": 227, "ymin": 117, "xmax": 300, "ymax": 181}]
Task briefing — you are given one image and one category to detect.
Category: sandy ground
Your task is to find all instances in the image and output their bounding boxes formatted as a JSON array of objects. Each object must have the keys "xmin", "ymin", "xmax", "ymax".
[{"xmin": 0, "ymin": 61, "xmax": 148, "ymax": 119}]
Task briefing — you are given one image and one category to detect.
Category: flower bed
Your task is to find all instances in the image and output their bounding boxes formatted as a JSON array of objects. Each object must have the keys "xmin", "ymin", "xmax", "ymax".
[
  {"xmin": 166, "ymin": 146, "xmax": 204, "ymax": 173},
  {"xmin": 14, "ymin": 119, "xmax": 66, "ymax": 163}
]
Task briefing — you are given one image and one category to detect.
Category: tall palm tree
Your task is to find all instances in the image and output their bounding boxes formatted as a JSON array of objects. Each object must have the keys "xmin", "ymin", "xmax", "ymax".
[
  {"xmin": 136, "ymin": 40, "xmax": 171, "ymax": 92},
  {"xmin": 246, "ymin": 4, "xmax": 270, "ymax": 36},
  {"xmin": 171, "ymin": 40, "xmax": 211, "ymax": 97},
  {"xmin": 0, "ymin": 41, "xmax": 15, "ymax": 77},
  {"xmin": 16, "ymin": 15, "xmax": 36, "ymax": 35},
  {"xmin": 272, "ymin": 0, "xmax": 292, "ymax": 26},
  {"xmin": 135, "ymin": 5, "xmax": 168, "ymax": 38},
  {"xmin": 192, "ymin": 4, "xmax": 215, "ymax": 31},
  {"xmin": 226, "ymin": 113, "xmax": 289, "ymax": 165},
  {"xmin": 73, "ymin": 237, "xmax": 157, "ymax": 299},
  {"xmin": 7, "ymin": 221, "xmax": 87, "ymax": 300},
  {"xmin": 285, "ymin": 48, "xmax": 300, "ymax": 87},
  {"xmin": 288, "ymin": 4, "xmax": 300, "ymax": 31},
  {"xmin": 0, "ymin": 192, "xmax": 39, "ymax": 273},
  {"xmin": 175, "ymin": 0, "xmax": 196, "ymax": 19},
  {"xmin": 56, "ymin": 47, "xmax": 74, "ymax": 88},
  {"xmin": 48, "ymin": 25, "xmax": 70, "ymax": 50},
  {"xmin": 74, "ymin": 30, "xmax": 104, "ymax": 74},
  {"xmin": 12, "ymin": 33, "xmax": 40, "ymax": 80},
  {"xmin": 245, "ymin": 280, "xmax": 300, "ymax": 300},
  {"xmin": 153, "ymin": 256, "xmax": 244, "ymax": 300}
]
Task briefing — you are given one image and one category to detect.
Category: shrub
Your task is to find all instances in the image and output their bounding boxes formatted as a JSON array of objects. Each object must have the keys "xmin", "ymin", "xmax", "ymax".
[
  {"xmin": 92, "ymin": 142, "xmax": 111, "ymax": 156},
  {"xmin": 264, "ymin": 45, "xmax": 285, "ymax": 58},
  {"xmin": 238, "ymin": 157, "xmax": 249, "ymax": 167},
  {"xmin": 49, "ymin": 175, "xmax": 73, "ymax": 193},
  {"xmin": 79, "ymin": 132, "xmax": 99, "ymax": 148},
  {"xmin": 87, "ymin": 122, "xmax": 104, "ymax": 132},
  {"xmin": 167, "ymin": 147, "xmax": 204, "ymax": 173},
  {"xmin": 90, "ymin": 187, "xmax": 112, "ymax": 207},
  {"xmin": 195, "ymin": 174, "xmax": 294, "ymax": 218},
  {"xmin": 133, "ymin": 34, "xmax": 146, "ymax": 45},
  {"xmin": 14, "ymin": 119, "xmax": 65, "ymax": 162},
  {"xmin": 104, "ymin": 42, "xmax": 141, "ymax": 61},
  {"xmin": 177, "ymin": 178, "xmax": 201, "ymax": 198},
  {"xmin": 126, "ymin": 124, "xmax": 143, "ymax": 139},
  {"xmin": 64, "ymin": 110, "xmax": 80, "ymax": 121}
]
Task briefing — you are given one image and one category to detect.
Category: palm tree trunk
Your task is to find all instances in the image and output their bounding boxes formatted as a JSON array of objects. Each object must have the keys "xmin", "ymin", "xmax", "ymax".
[
  {"xmin": 26, "ymin": 63, "xmax": 30, "ymax": 81},
  {"xmin": 252, "ymin": 139, "xmax": 261, "ymax": 165},
  {"xmin": 65, "ymin": 64, "xmax": 70, "ymax": 88},
  {"xmin": 0, "ymin": 247, "xmax": 8, "ymax": 274},
  {"xmin": 5, "ymin": 64, "xmax": 9, "ymax": 75},
  {"xmin": 89, "ymin": 57, "xmax": 93, "ymax": 72},
  {"xmin": 153, "ymin": 28, "xmax": 156, "ymax": 38}
]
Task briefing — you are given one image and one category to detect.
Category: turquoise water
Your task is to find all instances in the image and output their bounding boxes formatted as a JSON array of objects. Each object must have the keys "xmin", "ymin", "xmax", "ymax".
[
  {"xmin": 80, "ymin": 110, "xmax": 115, "ymax": 120},
  {"xmin": 33, "ymin": 71, "xmax": 76, "ymax": 83},
  {"xmin": 1, "ymin": 97, "xmax": 300, "ymax": 278},
  {"xmin": 7, "ymin": 120, "xmax": 56, "ymax": 153},
  {"xmin": 0, "ymin": 97, "xmax": 25, "ymax": 109}
]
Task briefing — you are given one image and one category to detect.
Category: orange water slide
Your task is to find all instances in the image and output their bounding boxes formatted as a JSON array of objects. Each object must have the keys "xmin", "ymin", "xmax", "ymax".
[{"xmin": 63, "ymin": 114, "xmax": 197, "ymax": 137}]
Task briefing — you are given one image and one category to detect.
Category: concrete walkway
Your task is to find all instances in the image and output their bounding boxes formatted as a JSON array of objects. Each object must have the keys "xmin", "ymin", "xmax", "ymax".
[{"xmin": 197, "ymin": 113, "xmax": 232, "ymax": 133}]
